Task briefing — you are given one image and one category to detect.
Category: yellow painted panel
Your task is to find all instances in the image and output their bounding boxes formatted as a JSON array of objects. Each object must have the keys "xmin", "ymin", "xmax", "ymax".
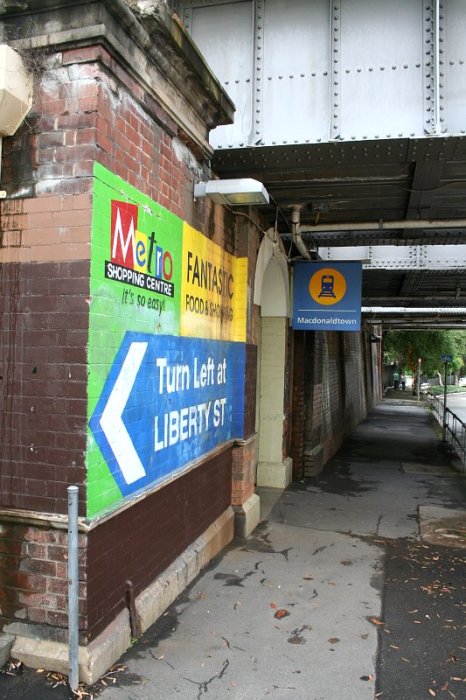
[{"xmin": 181, "ymin": 223, "xmax": 247, "ymax": 342}]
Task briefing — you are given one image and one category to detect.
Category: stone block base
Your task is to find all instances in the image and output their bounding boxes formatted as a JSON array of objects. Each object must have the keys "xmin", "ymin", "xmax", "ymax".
[
  {"xmin": 256, "ymin": 456, "xmax": 292, "ymax": 488},
  {"xmin": 233, "ymin": 492, "xmax": 261, "ymax": 538}
]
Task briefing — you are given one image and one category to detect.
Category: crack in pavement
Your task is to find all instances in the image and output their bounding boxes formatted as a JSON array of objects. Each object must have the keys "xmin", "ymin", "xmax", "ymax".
[{"xmin": 183, "ymin": 659, "xmax": 230, "ymax": 700}]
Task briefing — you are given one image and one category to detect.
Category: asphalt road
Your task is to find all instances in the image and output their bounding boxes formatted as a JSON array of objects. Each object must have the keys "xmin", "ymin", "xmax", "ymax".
[{"xmin": 442, "ymin": 392, "xmax": 466, "ymax": 424}]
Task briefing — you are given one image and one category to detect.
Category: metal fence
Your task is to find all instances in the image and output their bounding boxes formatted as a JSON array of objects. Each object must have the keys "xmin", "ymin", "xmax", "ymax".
[{"xmin": 427, "ymin": 392, "xmax": 466, "ymax": 471}]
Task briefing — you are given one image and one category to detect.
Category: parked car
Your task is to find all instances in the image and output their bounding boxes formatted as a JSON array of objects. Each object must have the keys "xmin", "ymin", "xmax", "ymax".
[{"xmin": 459, "ymin": 377, "xmax": 466, "ymax": 387}]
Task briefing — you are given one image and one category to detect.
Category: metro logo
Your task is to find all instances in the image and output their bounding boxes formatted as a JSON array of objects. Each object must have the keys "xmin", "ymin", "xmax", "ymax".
[{"xmin": 110, "ymin": 200, "xmax": 173, "ymax": 281}]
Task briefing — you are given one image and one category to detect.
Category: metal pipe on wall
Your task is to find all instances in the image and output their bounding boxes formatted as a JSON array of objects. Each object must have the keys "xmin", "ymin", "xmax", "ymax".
[
  {"xmin": 291, "ymin": 205, "xmax": 311, "ymax": 259},
  {"xmin": 298, "ymin": 218, "xmax": 466, "ymax": 233},
  {"xmin": 67, "ymin": 486, "xmax": 79, "ymax": 693}
]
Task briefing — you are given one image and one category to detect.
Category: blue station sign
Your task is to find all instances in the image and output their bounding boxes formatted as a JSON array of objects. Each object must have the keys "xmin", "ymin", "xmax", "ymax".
[
  {"xmin": 90, "ymin": 332, "xmax": 245, "ymax": 497},
  {"xmin": 292, "ymin": 261, "xmax": 362, "ymax": 332}
]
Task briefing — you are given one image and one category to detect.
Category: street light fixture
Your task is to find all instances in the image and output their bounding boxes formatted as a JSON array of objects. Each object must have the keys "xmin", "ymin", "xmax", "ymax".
[{"xmin": 194, "ymin": 178, "xmax": 270, "ymax": 206}]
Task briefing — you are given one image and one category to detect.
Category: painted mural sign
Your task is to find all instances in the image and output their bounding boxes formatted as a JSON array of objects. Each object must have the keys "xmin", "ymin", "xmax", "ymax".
[
  {"xmin": 181, "ymin": 223, "xmax": 247, "ymax": 342},
  {"xmin": 87, "ymin": 164, "xmax": 247, "ymax": 518},
  {"xmin": 292, "ymin": 261, "xmax": 362, "ymax": 331},
  {"xmin": 89, "ymin": 333, "xmax": 245, "ymax": 497}
]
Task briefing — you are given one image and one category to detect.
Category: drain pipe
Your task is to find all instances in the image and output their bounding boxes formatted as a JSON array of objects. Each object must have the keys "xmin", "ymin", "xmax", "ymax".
[
  {"xmin": 291, "ymin": 205, "xmax": 311, "ymax": 259},
  {"xmin": 126, "ymin": 580, "xmax": 139, "ymax": 639}
]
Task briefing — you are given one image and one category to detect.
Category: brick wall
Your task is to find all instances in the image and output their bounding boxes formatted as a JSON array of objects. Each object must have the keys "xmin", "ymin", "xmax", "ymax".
[
  {"xmin": 292, "ymin": 329, "xmax": 379, "ymax": 478},
  {"xmin": 0, "ymin": 260, "xmax": 89, "ymax": 514},
  {"xmin": 86, "ymin": 448, "xmax": 231, "ymax": 641},
  {"xmin": 0, "ymin": 521, "xmax": 86, "ymax": 641},
  {"xmin": 0, "ymin": 18, "xmax": 259, "ymax": 649}
]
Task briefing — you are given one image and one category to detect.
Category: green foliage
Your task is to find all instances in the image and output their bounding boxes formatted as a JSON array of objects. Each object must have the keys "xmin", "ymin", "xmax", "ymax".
[
  {"xmin": 383, "ymin": 329, "xmax": 466, "ymax": 377},
  {"xmin": 427, "ymin": 385, "xmax": 466, "ymax": 395}
]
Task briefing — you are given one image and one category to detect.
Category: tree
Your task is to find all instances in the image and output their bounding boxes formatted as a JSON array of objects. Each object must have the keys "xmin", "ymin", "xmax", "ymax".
[{"xmin": 383, "ymin": 329, "xmax": 466, "ymax": 380}]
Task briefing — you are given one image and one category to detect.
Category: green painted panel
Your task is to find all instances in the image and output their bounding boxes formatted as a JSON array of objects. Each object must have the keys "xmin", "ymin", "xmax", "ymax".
[{"xmin": 87, "ymin": 163, "xmax": 182, "ymax": 518}]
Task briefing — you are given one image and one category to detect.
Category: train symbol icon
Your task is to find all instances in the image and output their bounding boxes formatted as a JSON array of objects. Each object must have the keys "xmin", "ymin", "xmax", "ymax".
[
  {"xmin": 309, "ymin": 267, "xmax": 347, "ymax": 306},
  {"xmin": 318, "ymin": 274, "xmax": 336, "ymax": 299}
]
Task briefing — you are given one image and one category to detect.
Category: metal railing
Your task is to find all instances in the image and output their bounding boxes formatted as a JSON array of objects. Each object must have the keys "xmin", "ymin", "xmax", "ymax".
[{"xmin": 427, "ymin": 392, "xmax": 466, "ymax": 470}]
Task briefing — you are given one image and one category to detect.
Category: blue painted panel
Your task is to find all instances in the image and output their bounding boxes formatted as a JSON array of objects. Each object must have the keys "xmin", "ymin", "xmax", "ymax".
[{"xmin": 90, "ymin": 332, "xmax": 245, "ymax": 497}]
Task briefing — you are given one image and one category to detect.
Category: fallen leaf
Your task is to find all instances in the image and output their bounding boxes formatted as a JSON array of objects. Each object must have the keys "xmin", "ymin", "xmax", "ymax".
[
  {"xmin": 274, "ymin": 609, "xmax": 290, "ymax": 619},
  {"xmin": 270, "ymin": 602, "xmax": 277, "ymax": 609},
  {"xmin": 368, "ymin": 616, "xmax": 385, "ymax": 626},
  {"xmin": 429, "ymin": 690, "xmax": 436, "ymax": 697}
]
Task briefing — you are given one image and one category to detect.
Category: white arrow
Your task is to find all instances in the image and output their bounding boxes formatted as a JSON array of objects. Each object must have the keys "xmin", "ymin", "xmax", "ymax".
[{"xmin": 100, "ymin": 341, "xmax": 148, "ymax": 485}]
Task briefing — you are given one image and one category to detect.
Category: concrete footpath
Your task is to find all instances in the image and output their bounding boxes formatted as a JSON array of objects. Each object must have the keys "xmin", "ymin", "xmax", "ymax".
[{"xmin": 1, "ymin": 397, "xmax": 465, "ymax": 699}]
